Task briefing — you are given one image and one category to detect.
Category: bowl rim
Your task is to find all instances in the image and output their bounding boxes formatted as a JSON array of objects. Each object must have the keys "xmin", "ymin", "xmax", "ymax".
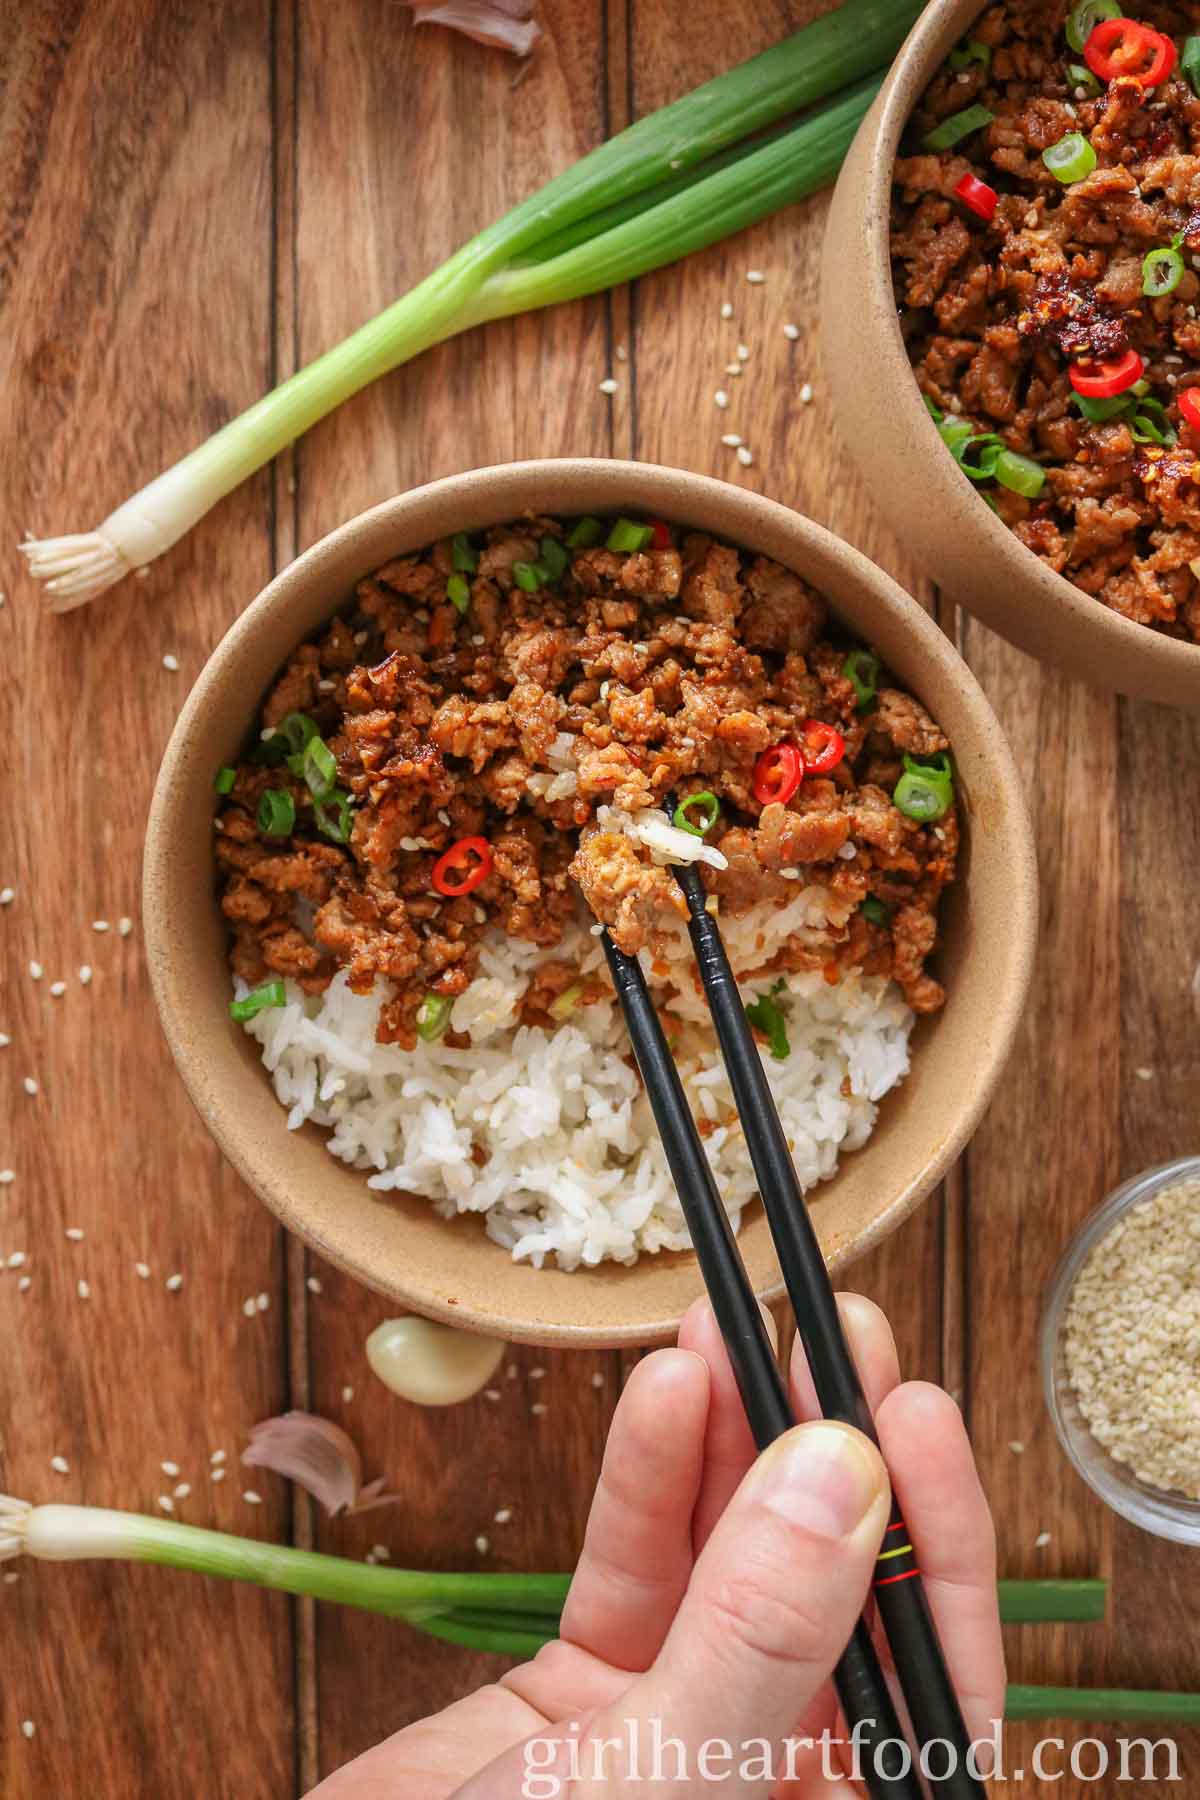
[
  {"xmin": 852, "ymin": 0, "xmax": 1200, "ymax": 689},
  {"xmin": 143, "ymin": 457, "xmax": 1038, "ymax": 1345}
]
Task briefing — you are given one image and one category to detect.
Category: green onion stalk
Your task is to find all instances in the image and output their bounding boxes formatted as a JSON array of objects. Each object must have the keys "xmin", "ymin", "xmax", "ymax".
[{"xmin": 20, "ymin": 0, "xmax": 924, "ymax": 610}]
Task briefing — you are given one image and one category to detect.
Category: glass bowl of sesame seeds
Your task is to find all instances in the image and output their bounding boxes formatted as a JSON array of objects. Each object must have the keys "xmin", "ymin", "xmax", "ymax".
[{"xmin": 1041, "ymin": 1155, "xmax": 1200, "ymax": 1544}]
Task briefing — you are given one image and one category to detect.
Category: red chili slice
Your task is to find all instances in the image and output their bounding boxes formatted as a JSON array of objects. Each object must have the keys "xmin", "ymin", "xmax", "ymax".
[
  {"xmin": 752, "ymin": 743, "xmax": 803, "ymax": 807},
  {"xmin": 1178, "ymin": 388, "xmax": 1200, "ymax": 432},
  {"xmin": 431, "ymin": 836, "xmax": 493, "ymax": 897},
  {"xmin": 647, "ymin": 518, "xmax": 673, "ymax": 550},
  {"xmin": 1068, "ymin": 348, "xmax": 1145, "ymax": 398},
  {"xmin": 1083, "ymin": 17, "xmax": 1177, "ymax": 87},
  {"xmin": 799, "ymin": 719, "xmax": 846, "ymax": 775},
  {"xmin": 954, "ymin": 171, "xmax": 998, "ymax": 223}
]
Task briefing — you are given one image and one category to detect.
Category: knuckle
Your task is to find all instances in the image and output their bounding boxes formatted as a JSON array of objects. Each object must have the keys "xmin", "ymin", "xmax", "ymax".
[{"xmin": 704, "ymin": 1569, "xmax": 832, "ymax": 1671}]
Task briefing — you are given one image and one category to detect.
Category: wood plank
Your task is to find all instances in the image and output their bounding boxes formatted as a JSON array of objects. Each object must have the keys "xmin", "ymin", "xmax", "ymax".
[
  {"xmin": 0, "ymin": 4, "xmax": 295, "ymax": 1797},
  {"xmin": 288, "ymin": 1, "xmax": 623, "ymax": 1778}
]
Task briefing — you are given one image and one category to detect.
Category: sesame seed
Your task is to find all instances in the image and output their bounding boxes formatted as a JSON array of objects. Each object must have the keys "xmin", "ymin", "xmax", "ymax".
[
  {"xmin": 8, "ymin": 1251, "xmax": 26, "ymax": 1268},
  {"xmin": 21, "ymin": 1720, "xmax": 35, "ymax": 1740},
  {"xmin": 211, "ymin": 1449, "xmax": 226, "ymax": 1464},
  {"xmin": 736, "ymin": 344, "xmax": 750, "ymax": 361},
  {"xmin": 494, "ymin": 1507, "xmax": 513, "ymax": 1523},
  {"xmin": 1034, "ymin": 1531, "xmax": 1052, "ymax": 1548},
  {"xmin": 507, "ymin": 1363, "xmax": 518, "ymax": 1380},
  {"xmin": 317, "ymin": 678, "xmax": 336, "ymax": 693},
  {"xmin": 530, "ymin": 1366, "xmax": 546, "ymax": 1380},
  {"xmin": 306, "ymin": 1276, "xmax": 322, "ymax": 1294},
  {"xmin": 135, "ymin": 1262, "xmax": 150, "ymax": 1279},
  {"xmin": 211, "ymin": 1467, "xmax": 226, "ymax": 1482},
  {"xmin": 261, "ymin": 727, "xmax": 277, "ymax": 741},
  {"xmin": 1009, "ymin": 1440, "xmax": 1025, "ymax": 1455},
  {"xmin": 0, "ymin": 1170, "xmax": 12, "ymax": 1184},
  {"xmin": 77, "ymin": 1279, "xmax": 90, "ymax": 1300},
  {"xmin": 91, "ymin": 920, "xmax": 109, "ymax": 933},
  {"xmin": 372, "ymin": 1543, "xmax": 390, "ymax": 1561},
  {"xmin": 242, "ymin": 1297, "xmax": 257, "ymax": 1317},
  {"xmin": 530, "ymin": 1401, "xmax": 548, "ymax": 1416},
  {"xmin": 720, "ymin": 433, "xmax": 743, "ymax": 448},
  {"xmin": 78, "ymin": 966, "xmax": 92, "ymax": 985},
  {"xmin": 714, "ymin": 390, "xmax": 729, "ymax": 409},
  {"xmin": 157, "ymin": 1495, "xmax": 175, "ymax": 1514},
  {"xmin": 243, "ymin": 1490, "xmax": 263, "ymax": 1505},
  {"xmin": 165, "ymin": 1272, "xmax": 183, "ymax": 1292},
  {"xmin": 4, "ymin": 1571, "xmax": 19, "ymax": 1582},
  {"xmin": 17, "ymin": 1276, "xmax": 30, "ymax": 1292},
  {"xmin": 598, "ymin": 378, "xmax": 618, "ymax": 395},
  {"xmin": 173, "ymin": 1482, "xmax": 191, "ymax": 1500},
  {"xmin": 591, "ymin": 1371, "xmax": 605, "ymax": 1388},
  {"xmin": 49, "ymin": 981, "xmax": 66, "ymax": 997},
  {"xmin": 118, "ymin": 917, "xmax": 133, "ymax": 937},
  {"xmin": 0, "ymin": 887, "xmax": 13, "ymax": 905},
  {"xmin": 162, "ymin": 654, "xmax": 180, "ymax": 672},
  {"xmin": 0, "ymin": 1033, "xmax": 9, "ymax": 1047},
  {"xmin": 159, "ymin": 1461, "xmax": 180, "ymax": 1477},
  {"xmin": 65, "ymin": 1226, "xmax": 83, "ymax": 1240},
  {"xmin": 475, "ymin": 1535, "xmax": 490, "ymax": 1554},
  {"xmin": 736, "ymin": 447, "xmax": 754, "ymax": 467},
  {"xmin": 22, "ymin": 1077, "xmax": 37, "ymax": 1097},
  {"xmin": 724, "ymin": 362, "xmax": 742, "ymax": 376},
  {"xmin": 341, "ymin": 1386, "xmax": 354, "ymax": 1403},
  {"xmin": 1135, "ymin": 1066, "xmax": 1154, "ymax": 1081},
  {"xmin": 746, "ymin": 269, "xmax": 766, "ymax": 284},
  {"xmin": 50, "ymin": 1456, "xmax": 69, "ymax": 1474},
  {"xmin": 256, "ymin": 1291, "xmax": 270, "ymax": 1311},
  {"xmin": 783, "ymin": 323, "xmax": 800, "ymax": 341},
  {"xmin": 799, "ymin": 383, "xmax": 814, "ymax": 405},
  {"xmin": 28, "ymin": 961, "xmax": 42, "ymax": 981},
  {"xmin": 720, "ymin": 301, "xmax": 734, "ymax": 319}
]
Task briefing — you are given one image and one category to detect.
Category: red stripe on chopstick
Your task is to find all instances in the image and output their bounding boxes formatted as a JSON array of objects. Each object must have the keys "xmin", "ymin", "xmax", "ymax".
[{"xmin": 875, "ymin": 1567, "xmax": 922, "ymax": 1589}]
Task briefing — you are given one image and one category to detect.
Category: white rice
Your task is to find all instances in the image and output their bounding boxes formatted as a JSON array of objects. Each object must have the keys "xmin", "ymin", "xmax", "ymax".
[{"xmin": 239, "ymin": 885, "xmax": 916, "ymax": 1270}]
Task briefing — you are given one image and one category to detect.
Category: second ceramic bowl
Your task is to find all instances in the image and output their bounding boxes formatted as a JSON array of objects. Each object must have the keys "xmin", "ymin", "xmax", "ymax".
[
  {"xmin": 143, "ymin": 459, "xmax": 1037, "ymax": 1346},
  {"xmin": 822, "ymin": 0, "xmax": 1200, "ymax": 707}
]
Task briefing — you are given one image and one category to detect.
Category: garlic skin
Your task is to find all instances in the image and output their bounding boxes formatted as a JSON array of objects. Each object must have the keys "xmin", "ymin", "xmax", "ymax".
[{"xmin": 366, "ymin": 1318, "xmax": 507, "ymax": 1406}]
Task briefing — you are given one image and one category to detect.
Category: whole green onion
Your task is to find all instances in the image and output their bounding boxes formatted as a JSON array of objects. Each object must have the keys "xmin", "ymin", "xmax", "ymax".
[
  {"xmin": 949, "ymin": 38, "xmax": 992, "ymax": 71},
  {"xmin": 539, "ymin": 536, "xmax": 569, "ymax": 582},
  {"xmin": 1065, "ymin": 60, "xmax": 1102, "ymax": 95},
  {"xmin": 922, "ymin": 104, "xmax": 995, "ymax": 152},
  {"xmin": 672, "ymin": 790, "xmax": 720, "ymax": 836},
  {"xmin": 1065, "ymin": 0, "xmax": 1120, "ymax": 53},
  {"xmin": 606, "ymin": 517, "xmax": 655, "ymax": 553},
  {"xmin": 446, "ymin": 573, "xmax": 471, "ymax": 614},
  {"xmin": 1042, "ymin": 132, "xmax": 1096, "ymax": 184},
  {"xmin": 1183, "ymin": 35, "xmax": 1200, "ymax": 96},
  {"xmin": 566, "ymin": 516, "xmax": 603, "ymax": 548},
  {"xmin": 416, "ymin": 994, "xmax": 453, "ymax": 1041},
  {"xmin": 214, "ymin": 766, "xmax": 237, "ymax": 795},
  {"xmin": 994, "ymin": 448, "xmax": 1046, "ymax": 498},
  {"xmin": 842, "ymin": 647, "xmax": 880, "ymax": 708},
  {"xmin": 861, "ymin": 895, "xmax": 890, "ymax": 925},
  {"xmin": 257, "ymin": 788, "xmax": 295, "ymax": 837},
  {"xmin": 1142, "ymin": 246, "xmax": 1184, "ymax": 297},
  {"xmin": 894, "ymin": 752, "xmax": 954, "ymax": 822},
  {"xmin": 21, "ymin": 0, "xmax": 924, "ymax": 612},
  {"xmin": 314, "ymin": 790, "xmax": 354, "ymax": 844},
  {"xmin": 451, "ymin": 532, "xmax": 478, "ymax": 573},
  {"xmin": 230, "ymin": 980, "xmax": 287, "ymax": 1022},
  {"xmin": 301, "ymin": 736, "xmax": 338, "ymax": 801}
]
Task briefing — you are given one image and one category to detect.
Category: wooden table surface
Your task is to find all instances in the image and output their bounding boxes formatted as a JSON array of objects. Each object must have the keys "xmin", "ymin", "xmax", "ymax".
[{"xmin": 3, "ymin": 1, "xmax": 1199, "ymax": 1794}]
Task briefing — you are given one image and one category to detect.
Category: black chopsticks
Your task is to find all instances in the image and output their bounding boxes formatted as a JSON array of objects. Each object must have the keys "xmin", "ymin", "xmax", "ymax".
[{"xmin": 599, "ymin": 855, "xmax": 984, "ymax": 1799}]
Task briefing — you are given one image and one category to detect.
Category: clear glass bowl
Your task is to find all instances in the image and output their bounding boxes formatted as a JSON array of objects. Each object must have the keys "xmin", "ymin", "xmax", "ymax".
[{"xmin": 1041, "ymin": 1154, "xmax": 1200, "ymax": 1545}]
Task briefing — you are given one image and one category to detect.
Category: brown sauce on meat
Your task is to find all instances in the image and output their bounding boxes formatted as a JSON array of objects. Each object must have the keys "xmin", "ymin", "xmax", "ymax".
[{"xmin": 216, "ymin": 519, "xmax": 958, "ymax": 1044}]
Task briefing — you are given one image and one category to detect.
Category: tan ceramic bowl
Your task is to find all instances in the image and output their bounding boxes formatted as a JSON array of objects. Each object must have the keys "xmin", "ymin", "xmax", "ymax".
[
  {"xmin": 144, "ymin": 460, "xmax": 1036, "ymax": 1347},
  {"xmin": 823, "ymin": 0, "xmax": 1200, "ymax": 707}
]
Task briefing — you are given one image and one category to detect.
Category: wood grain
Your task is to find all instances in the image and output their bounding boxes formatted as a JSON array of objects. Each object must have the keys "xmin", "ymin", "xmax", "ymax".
[{"xmin": 4, "ymin": 0, "xmax": 1199, "ymax": 1793}]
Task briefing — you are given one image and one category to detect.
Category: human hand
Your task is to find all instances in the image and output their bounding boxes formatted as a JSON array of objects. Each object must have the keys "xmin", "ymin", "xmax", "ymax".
[{"xmin": 310, "ymin": 1294, "xmax": 1004, "ymax": 1798}]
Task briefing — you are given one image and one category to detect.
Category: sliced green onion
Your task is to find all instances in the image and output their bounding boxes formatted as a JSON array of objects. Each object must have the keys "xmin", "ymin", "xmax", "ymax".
[
  {"xmin": 994, "ymin": 448, "xmax": 1046, "ymax": 498},
  {"xmin": 922, "ymin": 395, "xmax": 944, "ymax": 421},
  {"xmin": 230, "ymin": 980, "xmax": 287, "ymax": 1022},
  {"xmin": 894, "ymin": 752, "xmax": 954, "ymax": 823},
  {"xmin": 1142, "ymin": 246, "xmax": 1184, "ymax": 297},
  {"xmin": 512, "ymin": 561, "xmax": 542, "ymax": 592},
  {"xmin": 566, "ymin": 516, "xmax": 603, "ymax": 548},
  {"xmin": 539, "ymin": 536, "xmax": 569, "ymax": 582},
  {"xmin": 446, "ymin": 573, "xmax": 471, "ymax": 614},
  {"xmin": 301, "ymin": 736, "xmax": 338, "ymax": 800},
  {"xmin": 1042, "ymin": 132, "xmax": 1096, "ymax": 184},
  {"xmin": 745, "ymin": 988, "xmax": 790, "ymax": 1060},
  {"xmin": 313, "ymin": 790, "xmax": 354, "ymax": 844},
  {"xmin": 1065, "ymin": 60, "xmax": 1102, "ymax": 94},
  {"xmin": 937, "ymin": 417, "xmax": 975, "ymax": 455},
  {"xmin": 548, "ymin": 984, "xmax": 584, "ymax": 1022},
  {"xmin": 415, "ymin": 994, "xmax": 453, "ymax": 1041},
  {"xmin": 1130, "ymin": 396, "xmax": 1176, "ymax": 445},
  {"xmin": 949, "ymin": 38, "xmax": 992, "ymax": 70},
  {"xmin": 842, "ymin": 648, "xmax": 881, "ymax": 708},
  {"xmin": 1072, "ymin": 390, "xmax": 1135, "ymax": 423},
  {"xmin": 605, "ymin": 517, "xmax": 655, "ymax": 553},
  {"xmin": 214, "ymin": 766, "xmax": 237, "ymax": 795},
  {"xmin": 250, "ymin": 733, "xmax": 288, "ymax": 767},
  {"xmin": 276, "ymin": 712, "xmax": 320, "ymax": 754},
  {"xmin": 922, "ymin": 104, "xmax": 994, "ymax": 152},
  {"xmin": 957, "ymin": 432, "xmax": 1004, "ymax": 482},
  {"xmin": 451, "ymin": 532, "xmax": 477, "ymax": 573},
  {"xmin": 256, "ymin": 788, "xmax": 295, "ymax": 837},
  {"xmin": 1065, "ymin": 0, "xmax": 1120, "ymax": 53},
  {"xmin": 1184, "ymin": 35, "xmax": 1200, "ymax": 96},
  {"xmin": 20, "ymin": 0, "xmax": 923, "ymax": 610},
  {"xmin": 672, "ymin": 790, "xmax": 720, "ymax": 836},
  {"xmin": 861, "ymin": 895, "xmax": 891, "ymax": 925}
]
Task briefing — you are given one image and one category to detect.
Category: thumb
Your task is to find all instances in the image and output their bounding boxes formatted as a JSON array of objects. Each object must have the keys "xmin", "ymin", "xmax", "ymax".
[{"xmin": 634, "ymin": 1421, "xmax": 890, "ymax": 1764}]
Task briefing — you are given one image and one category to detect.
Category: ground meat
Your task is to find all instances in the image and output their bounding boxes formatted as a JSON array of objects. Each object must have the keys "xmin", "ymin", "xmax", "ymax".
[
  {"xmin": 218, "ymin": 519, "xmax": 959, "ymax": 1039},
  {"xmin": 892, "ymin": 0, "xmax": 1200, "ymax": 644}
]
